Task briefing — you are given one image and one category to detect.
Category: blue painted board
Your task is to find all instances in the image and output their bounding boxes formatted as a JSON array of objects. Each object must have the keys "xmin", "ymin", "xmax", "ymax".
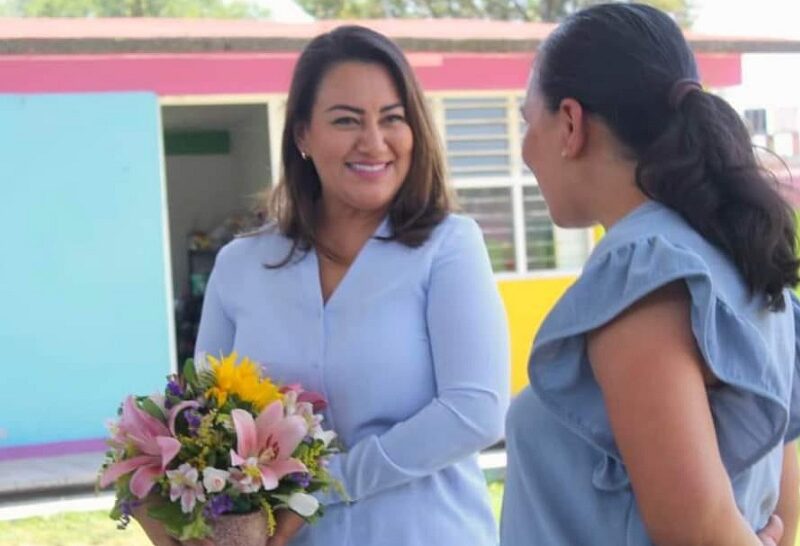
[{"xmin": 0, "ymin": 92, "xmax": 174, "ymax": 448}]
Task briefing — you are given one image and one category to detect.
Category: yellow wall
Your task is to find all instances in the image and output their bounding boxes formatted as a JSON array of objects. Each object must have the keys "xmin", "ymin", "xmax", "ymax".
[{"xmin": 497, "ymin": 276, "xmax": 577, "ymax": 393}]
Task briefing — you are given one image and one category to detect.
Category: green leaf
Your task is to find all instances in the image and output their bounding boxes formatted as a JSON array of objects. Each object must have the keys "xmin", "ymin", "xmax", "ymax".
[
  {"xmin": 109, "ymin": 498, "xmax": 123, "ymax": 520},
  {"xmin": 140, "ymin": 397, "xmax": 166, "ymax": 421},
  {"xmin": 148, "ymin": 500, "xmax": 190, "ymax": 537},
  {"xmin": 198, "ymin": 370, "xmax": 216, "ymax": 390},
  {"xmin": 178, "ymin": 512, "xmax": 213, "ymax": 541},
  {"xmin": 183, "ymin": 358, "xmax": 198, "ymax": 386}
]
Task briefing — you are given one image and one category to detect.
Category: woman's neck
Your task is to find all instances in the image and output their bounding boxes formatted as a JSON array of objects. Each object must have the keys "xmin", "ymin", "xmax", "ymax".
[
  {"xmin": 583, "ymin": 151, "xmax": 648, "ymax": 230},
  {"xmin": 316, "ymin": 204, "xmax": 385, "ymax": 263}
]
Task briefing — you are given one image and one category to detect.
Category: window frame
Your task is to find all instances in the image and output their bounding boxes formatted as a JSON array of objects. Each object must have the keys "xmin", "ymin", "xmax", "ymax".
[{"xmin": 429, "ymin": 90, "xmax": 594, "ymax": 278}]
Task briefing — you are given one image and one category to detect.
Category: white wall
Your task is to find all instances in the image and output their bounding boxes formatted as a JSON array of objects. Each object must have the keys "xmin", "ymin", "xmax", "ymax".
[
  {"xmin": 232, "ymin": 107, "xmax": 272, "ymax": 214},
  {"xmin": 720, "ymin": 53, "xmax": 800, "ymax": 111},
  {"xmin": 692, "ymin": 0, "xmax": 800, "ymax": 39}
]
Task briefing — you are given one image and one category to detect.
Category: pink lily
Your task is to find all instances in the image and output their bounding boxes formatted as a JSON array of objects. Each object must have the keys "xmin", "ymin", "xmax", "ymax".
[
  {"xmin": 281, "ymin": 383, "xmax": 328, "ymax": 412},
  {"xmin": 167, "ymin": 400, "xmax": 201, "ymax": 436},
  {"xmin": 99, "ymin": 396, "xmax": 181, "ymax": 498},
  {"xmin": 230, "ymin": 402, "xmax": 307, "ymax": 491}
]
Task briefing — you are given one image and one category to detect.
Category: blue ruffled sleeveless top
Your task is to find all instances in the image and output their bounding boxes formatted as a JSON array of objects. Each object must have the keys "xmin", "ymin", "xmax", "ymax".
[{"xmin": 501, "ymin": 200, "xmax": 800, "ymax": 545}]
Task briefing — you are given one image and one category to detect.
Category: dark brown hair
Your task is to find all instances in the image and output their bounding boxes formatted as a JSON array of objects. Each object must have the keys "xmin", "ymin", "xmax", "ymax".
[
  {"xmin": 264, "ymin": 25, "xmax": 453, "ymax": 266},
  {"xmin": 535, "ymin": 3, "xmax": 798, "ymax": 310}
]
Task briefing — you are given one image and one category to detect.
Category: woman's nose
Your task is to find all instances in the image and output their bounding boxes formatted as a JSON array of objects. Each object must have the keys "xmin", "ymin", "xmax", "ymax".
[{"xmin": 357, "ymin": 121, "xmax": 388, "ymax": 153}]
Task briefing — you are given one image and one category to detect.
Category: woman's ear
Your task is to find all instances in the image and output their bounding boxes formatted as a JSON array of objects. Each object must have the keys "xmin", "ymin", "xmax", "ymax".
[{"xmin": 558, "ymin": 98, "xmax": 587, "ymax": 159}]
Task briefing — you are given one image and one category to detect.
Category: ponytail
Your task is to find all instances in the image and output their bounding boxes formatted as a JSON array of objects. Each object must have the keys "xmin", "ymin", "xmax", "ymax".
[
  {"xmin": 636, "ymin": 89, "xmax": 799, "ymax": 310},
  {"xmin": 533, "ymin": 3, "xmax": 799, "ymax": 311}
]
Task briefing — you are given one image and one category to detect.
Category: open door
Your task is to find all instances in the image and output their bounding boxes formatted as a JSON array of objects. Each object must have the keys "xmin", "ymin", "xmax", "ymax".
[{"xmin": 0, "ymin": 92, "xmax": 175, "ymax": 456}]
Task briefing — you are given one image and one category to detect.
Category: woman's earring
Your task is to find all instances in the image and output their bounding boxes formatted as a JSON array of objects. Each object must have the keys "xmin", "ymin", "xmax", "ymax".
[{"xmin": 300, "ymin": 150, "xmax": 309, "ymax": 160}]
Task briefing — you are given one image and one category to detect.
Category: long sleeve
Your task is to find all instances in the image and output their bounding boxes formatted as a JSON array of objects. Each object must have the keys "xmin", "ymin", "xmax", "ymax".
[
  {"xmin": 323, "ymin": 218, "xmax": 511, "ymax": 504},
  {"xmin": 194, "ymin": 264, "xmax": 235, "ymax": 362}
]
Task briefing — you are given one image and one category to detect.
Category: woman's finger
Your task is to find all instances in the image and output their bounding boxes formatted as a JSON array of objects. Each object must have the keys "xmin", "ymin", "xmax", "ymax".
[{"xmin": 757, "ymin": 514, "xmax": 784, "ymax": 546}]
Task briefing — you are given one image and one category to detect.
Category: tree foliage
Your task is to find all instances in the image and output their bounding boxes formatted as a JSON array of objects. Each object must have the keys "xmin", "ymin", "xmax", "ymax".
[
  {"xmin": 0, "ymin": 0, "xmax": 691, "ymax": 25},
  {"xmin": 0, "ymin": 0, "xmax": 270, "ymax": 17},
  {"xmin": 295, "ymin": 0, "xmax": 692, "ymax": 25}
]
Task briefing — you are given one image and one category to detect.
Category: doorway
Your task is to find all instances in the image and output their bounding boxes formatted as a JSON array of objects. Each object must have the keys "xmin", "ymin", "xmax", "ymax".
[{"xmin": 161, "ymin": 102, "xmax": 273, "ymax": 363}]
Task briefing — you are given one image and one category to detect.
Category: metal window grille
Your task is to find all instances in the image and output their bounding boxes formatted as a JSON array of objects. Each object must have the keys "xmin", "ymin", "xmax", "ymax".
[
  {"xmin": 444, "ymin": 98, "xmax": 512, "ymax": 178},
  {"xmin": 436, "ymin": 93, "xmax": 595, "ymax": 274},
  {"xmin": 456, "ymin": 187, "xmax": 516, "ymax": 272},
  {"xmin": 522, "ymin": 186, "xmax": 556, "ymax": 270}
]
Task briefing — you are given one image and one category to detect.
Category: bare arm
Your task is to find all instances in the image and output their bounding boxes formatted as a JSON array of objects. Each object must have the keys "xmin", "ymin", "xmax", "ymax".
[
  {"xmin": 588, "ymin": 281, "xmax": 762, "ymax": 546},
  {"xmin": 777, "ymin": 442, "xmax": 799, "ymax": 546}
]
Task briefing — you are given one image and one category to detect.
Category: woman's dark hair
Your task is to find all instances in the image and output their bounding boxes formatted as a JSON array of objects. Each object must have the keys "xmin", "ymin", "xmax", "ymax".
[
  {"xmin": 263, "ymin": 25, "xmax": 452, "ymax": 266},
  {"xmin": 534, "ymin": 3, "xmax": 798, "ymax": 310}
]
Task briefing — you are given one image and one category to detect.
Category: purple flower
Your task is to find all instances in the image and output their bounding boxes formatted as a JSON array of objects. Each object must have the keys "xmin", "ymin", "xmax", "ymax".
[
  {"xmin": 203, "ymin": 494, "xmax": 234, "ymax": 519},
  {"xmin": 117, "ymin": 498, "xmax": 143, "ymax": 529},
  {"xmin": 185, "ymin": 409, "xmax": 202, "ymax": 435},
  {"xmin": 287, "ymin": 472, "xmax": 311, "ymax": 488},
  {"xmin": 119, "ymin": 498, "xmax": 141, "ymax": 517},
  {"xmin": 167, "ymin": 379, "xmax": 184, "ymax": 397}
]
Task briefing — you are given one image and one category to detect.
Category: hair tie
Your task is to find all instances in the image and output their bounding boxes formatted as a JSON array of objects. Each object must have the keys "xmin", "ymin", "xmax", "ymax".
[{"xmin": 668, "ymin": 78, "xmax": 702, "ymax": 109}]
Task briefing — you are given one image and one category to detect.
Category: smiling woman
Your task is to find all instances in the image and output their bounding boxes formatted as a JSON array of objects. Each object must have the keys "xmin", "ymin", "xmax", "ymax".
[
  {"xmin": 268, "ymin": 25, "xmax": 452, "ymax": 269},
  {"xmin": 183, "ymin": 24, "xmax": 511, "ymax": 546},
  {"xmin": 294, "ymin": 61, "xmax": 414, "ymax": 260}
]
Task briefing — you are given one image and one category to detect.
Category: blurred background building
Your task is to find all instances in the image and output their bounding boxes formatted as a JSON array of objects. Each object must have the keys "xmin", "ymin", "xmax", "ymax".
[{"xmin": 1, "ymin": 0, "xmax": 799, "ymax": 469}]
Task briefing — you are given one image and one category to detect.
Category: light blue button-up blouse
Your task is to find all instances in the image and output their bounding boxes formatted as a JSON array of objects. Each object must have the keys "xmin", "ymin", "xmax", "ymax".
[
  {"xmin": 501, "ymin": 201, "xmax": 800, "ymax": 545},
  {"xmin": 196, "ymin": 213, "xmax": 510, "ymax": 546}
]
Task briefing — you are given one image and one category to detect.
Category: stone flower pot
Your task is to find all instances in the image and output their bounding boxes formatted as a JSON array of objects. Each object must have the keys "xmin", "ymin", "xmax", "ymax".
[
  {"xmin": 132, "ymin": 497, "xmax": 269, "ymax": 546},
  {"xmin": 211, "ymin": 511, "xmax": 269, "ymax": 546}
]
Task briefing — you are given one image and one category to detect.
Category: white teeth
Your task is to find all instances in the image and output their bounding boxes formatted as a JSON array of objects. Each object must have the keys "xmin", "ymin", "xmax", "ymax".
[{"xmin": 350, "ymin": 163, "xmax": 387, "ymax": 172}]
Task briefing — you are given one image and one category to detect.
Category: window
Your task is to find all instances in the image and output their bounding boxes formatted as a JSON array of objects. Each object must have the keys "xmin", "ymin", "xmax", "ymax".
[
  {"xmin": 523, "ymin": 186, "xmax": 555, "ymax": 270},
  {"xmin": 437, "ymin": 93, "xmax": 593, "ymax": 275},
  {"xmin": 744, "ymin": 108, "xmax": 767, "ymax": 135},
  {"xmin": 443, "ymin": 97, "xmax": 512, "ymax": 178},
  {"xmin": 457, "ymin": 187, "xmax": 516, "ymax": 272}
]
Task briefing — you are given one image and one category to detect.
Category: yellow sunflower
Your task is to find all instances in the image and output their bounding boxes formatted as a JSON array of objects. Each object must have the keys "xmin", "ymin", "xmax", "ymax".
[{"xmin": 205, "ymin": 352, "xmax": 283, "ymax": 411}]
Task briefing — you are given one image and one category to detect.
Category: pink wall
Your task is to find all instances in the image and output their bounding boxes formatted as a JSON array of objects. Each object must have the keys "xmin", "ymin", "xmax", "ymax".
[{"xmin": 0, "ymin": 51, "xmax": 742, "ymax": 95}]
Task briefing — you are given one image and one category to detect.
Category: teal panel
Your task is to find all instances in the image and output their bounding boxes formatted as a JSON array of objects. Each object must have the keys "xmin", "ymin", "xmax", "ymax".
[{"xmin": 0, "ymin": 93, "xmax": 173, "ymax": 448}]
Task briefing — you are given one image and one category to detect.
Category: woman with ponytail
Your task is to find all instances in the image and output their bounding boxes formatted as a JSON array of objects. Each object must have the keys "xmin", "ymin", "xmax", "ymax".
[{"xmin": 502, "ymin": 4, "xmax": 800, "ymax": 545}]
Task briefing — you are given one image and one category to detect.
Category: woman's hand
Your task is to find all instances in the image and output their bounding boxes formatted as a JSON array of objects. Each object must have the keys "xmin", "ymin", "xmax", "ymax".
[
  {"xmin": 267, "ymin": 510, "xmax": 306, "ymax": 546},
  {"xmin": 131, "ymin": 501, "xmax": 181, "ymax": 546},
  {"xmin": 131, "ymin": 501, "xmax": 216, "ymax": 546},
  {"xmin": 132, "ymin": 501, "xmax": 304, "ymax": 546},
  {"xmin": 757, "ymin": 515, "xmax": 784, "ymax": 546}
]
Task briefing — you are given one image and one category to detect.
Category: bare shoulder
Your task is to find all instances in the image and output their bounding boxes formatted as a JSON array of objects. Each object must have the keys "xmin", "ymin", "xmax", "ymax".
[{"xmin": 587, "ymin": 280, "xmax": 703, "ymax": 380}]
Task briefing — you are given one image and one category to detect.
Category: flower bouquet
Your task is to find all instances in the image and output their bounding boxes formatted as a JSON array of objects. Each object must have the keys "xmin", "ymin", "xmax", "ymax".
[{"xmin": 98, "ymin": 352, "xmax": 340, "ymax": 545}]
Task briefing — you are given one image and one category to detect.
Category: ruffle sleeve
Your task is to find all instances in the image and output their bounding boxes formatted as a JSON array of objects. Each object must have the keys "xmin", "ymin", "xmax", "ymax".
[
  {"xmin": 784, "ymin": 293, "xmax": 800, "ymax": 442},
  {"xmin": 530, "ymin": 235, "xmax": 794, "ymax": 489}
]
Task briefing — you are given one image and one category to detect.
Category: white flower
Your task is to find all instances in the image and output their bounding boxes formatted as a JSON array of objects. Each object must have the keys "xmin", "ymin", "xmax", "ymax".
[
  {"xmin": 314, "ymin": 429, "xmax": 337, "ymax": 448},
  {"xmin": 202, "ymin": 467, "xmax": 230, "ymax": 493},
  {"xmin": 283, "ymin": 390, "xmax": 299, "ymax": 414},
  {"xmin": 288, "ymin": 492, "xmax": 320, "ymax": 517},
  {"xmin": 229, "ymin": 466, "xmax": 261, "ymax": 494},
  {"xmin": 285, "ymin": 394, "xmax": 324, "ymax": 437},
  {"xmin": 166, "ymin": 463, "xmax": 206, "ymax": 513}
]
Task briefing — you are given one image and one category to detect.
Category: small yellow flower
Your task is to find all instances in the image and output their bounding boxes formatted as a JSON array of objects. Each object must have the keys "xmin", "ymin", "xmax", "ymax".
[{"xmin": 205, "ymin": 352, "xmax": 283, "ymax": 411}]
